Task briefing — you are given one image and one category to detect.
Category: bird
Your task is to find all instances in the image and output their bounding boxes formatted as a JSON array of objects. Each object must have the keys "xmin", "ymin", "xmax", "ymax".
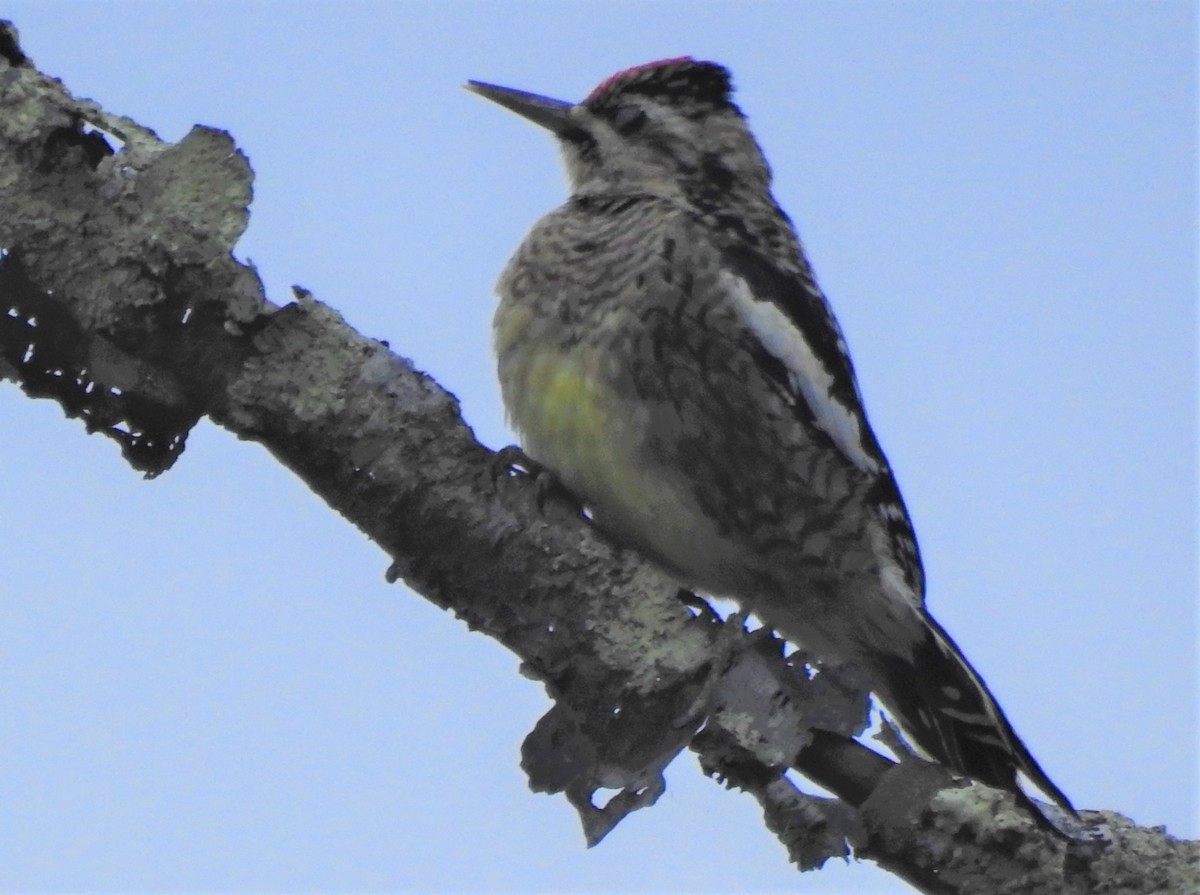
[{"xmin": 466, "ymin": 58, "xmax": 1075, "ymax": 827}]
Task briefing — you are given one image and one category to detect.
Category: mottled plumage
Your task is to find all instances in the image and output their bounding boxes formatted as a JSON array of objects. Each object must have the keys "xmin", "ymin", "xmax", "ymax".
[{"xmin": 468, "ymin": 59, "xmax": 1074, "ymax": 824}]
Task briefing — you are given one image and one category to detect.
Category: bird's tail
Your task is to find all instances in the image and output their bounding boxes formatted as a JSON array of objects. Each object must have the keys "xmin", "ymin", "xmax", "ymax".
[{"xmin": 869, "ymin": 611, "xmax": 1076, "ymax": 822}]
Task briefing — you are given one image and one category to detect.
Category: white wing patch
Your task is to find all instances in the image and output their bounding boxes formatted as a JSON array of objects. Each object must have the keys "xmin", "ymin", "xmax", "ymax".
[
  {"xmin": 723, "ymin": 271, "xmax": 881, "ymax": 474},
  {"xmin": 868, "ymin": 516, "xmax": 925, "ymax": 611}
]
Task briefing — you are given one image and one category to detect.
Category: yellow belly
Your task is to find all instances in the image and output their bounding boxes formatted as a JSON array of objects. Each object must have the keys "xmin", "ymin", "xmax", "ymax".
[
  {"xmin": 496, "ymin": 322, "xmax": 752, "ymax": 595},
  {"xmin": 499, "ymin": 336, "xmax": 635, "ymax": 519}
]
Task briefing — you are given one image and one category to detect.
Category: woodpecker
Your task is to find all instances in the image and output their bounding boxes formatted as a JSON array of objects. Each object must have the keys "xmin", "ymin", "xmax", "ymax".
[{"xmin": 467, "ymin": 58, "xmax": 1075, "ymax": 826}]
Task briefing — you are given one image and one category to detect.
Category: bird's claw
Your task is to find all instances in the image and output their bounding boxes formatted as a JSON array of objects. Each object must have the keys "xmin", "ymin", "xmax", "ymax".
[
  {"xmin": 491, "ymin": 444, "xmax": 541, "ymax": 484},
  {"xmin": 675, "ymin": 588, "xmax": 721, "ymax": 623},
  {"xmin": 672, "ymin": 609, "xmax": 750, "ymax": 729},
  {"xmin": 491, "ymin": 444, "xmax": 583, "ymax": 516}
]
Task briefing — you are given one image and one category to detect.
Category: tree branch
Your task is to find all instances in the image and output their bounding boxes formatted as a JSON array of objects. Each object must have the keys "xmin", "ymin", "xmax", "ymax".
[{"xmin": 1, "ymin": 21, "xmax": 1194, "ymax": 893}]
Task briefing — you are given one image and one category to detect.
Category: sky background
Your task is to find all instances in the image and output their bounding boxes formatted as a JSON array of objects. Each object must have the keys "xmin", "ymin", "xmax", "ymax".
[{"xmin": 0, "ymin": 2, "xmax": 1195, "ymax": 893}]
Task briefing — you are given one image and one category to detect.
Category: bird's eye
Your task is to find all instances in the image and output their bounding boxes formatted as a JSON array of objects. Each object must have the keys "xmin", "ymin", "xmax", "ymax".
[{"xmin": 613, "ymin": 106, "xmax": 648, "ymax": 134}]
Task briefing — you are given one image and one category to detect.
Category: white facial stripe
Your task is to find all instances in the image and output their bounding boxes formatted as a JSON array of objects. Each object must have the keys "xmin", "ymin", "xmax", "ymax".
[{"xmin": 724, "ymin": 272, "xmax": 880, "ymax": 474}]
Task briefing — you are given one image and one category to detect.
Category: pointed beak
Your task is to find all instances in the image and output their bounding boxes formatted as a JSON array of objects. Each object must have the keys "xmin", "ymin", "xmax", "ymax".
[{"xmin": 465, "ymin": 80, "xmax": 574, "ymax": 136}]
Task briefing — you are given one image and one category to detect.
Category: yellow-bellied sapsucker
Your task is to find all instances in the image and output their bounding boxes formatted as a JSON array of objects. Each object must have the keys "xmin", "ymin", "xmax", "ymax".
[{"xmin": 468, "ymin": 58, "xmax": 1075, "ymax": 826}]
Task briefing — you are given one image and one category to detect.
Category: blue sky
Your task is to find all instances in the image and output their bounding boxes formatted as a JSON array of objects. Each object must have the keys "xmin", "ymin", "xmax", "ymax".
[{"xmin": 0, "ymin": 3, "xmax": 1195, "ymax": 893}]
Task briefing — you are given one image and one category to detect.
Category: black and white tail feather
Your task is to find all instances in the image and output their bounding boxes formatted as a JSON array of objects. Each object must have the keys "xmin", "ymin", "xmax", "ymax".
[{"xmin": 872, "ymin": 611, "xmax": 1076, "ymax": 830}]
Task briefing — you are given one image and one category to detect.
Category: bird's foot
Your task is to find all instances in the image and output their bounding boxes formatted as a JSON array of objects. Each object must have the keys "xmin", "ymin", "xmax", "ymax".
[
  {"xmin": 672, "ymin": 607, "xmax": 752, "ymax": 729},
  {"xmin": 491, "ymin": 444, "xmax": 582, "ymax": 515},
  {"xmin": 491, "ymin": 444, "xmax": 542, "ymax": 483},
  {"xmin": 676, "ymin": 588, "xmax": 722, "ymax": 623}
]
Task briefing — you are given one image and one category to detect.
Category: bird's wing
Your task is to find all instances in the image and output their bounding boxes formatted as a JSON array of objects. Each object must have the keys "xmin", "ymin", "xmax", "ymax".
[
  {"xmin": 716, "ymin": 239, "xmax": 925, "ymax": 601},
  {"xmin": 711, "ymin": 236, "xmax": 1074, "ymax": 820}
]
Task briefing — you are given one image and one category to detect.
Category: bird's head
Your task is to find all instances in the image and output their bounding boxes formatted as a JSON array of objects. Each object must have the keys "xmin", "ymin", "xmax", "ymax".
[{"xmin": 466, "ymin": 58, "xmax": 773, "ymax": 208}]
